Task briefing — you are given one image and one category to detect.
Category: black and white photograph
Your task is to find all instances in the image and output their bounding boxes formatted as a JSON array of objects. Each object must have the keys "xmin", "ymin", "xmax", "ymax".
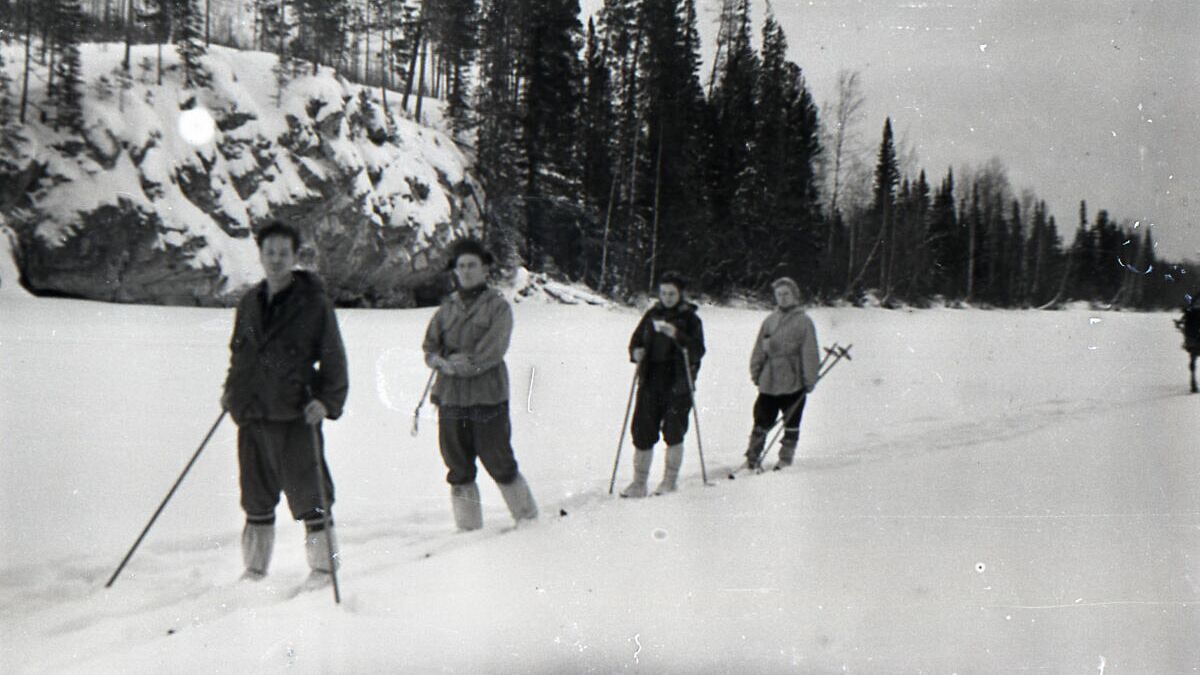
[{"xmin": 1, "ymin": 0, "xmax": 1197, "ymax": 671}]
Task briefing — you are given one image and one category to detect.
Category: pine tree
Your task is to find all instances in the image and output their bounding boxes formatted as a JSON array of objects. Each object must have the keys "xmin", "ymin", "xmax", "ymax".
[
  {"xmin": 580, "ymin": 15, "xmax": 614, "ymax": 287},
  {"xmin": 707, "ymin": 0, "xmax": 757, "ymax": 289},
  {"xmin": 634, "ymin": 0, "xmax": 708, "ymax": 289},
  {"xmin": 291, "ymin": 0, "xmax": 349, "ymax": 75},
  {"xmin": 925, "ymin": 168, "xmax": 958, "ymax": 297},
  {"xmin": 856, "ymin": 117, "xmax": 897, "ymax": 294},
  {"xmin": 177, "ymin": 0, "xmax": 212, "ymax": 88},
  {"xmin": 427, "ymin": 0, "xmax": 478, "ymax": 134},
  {"xmin": 51, "ymin": 0, "xmax": 86, "ymax": 137},
  {"xmin": 518, "ymin": 0, "xmax": 584, "ymax": 268}
]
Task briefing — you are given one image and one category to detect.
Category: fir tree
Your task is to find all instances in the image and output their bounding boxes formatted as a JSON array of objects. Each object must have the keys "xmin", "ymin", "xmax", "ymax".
[
  {"xmin": 51, "ymin": 0, "xmax": 86, "ymax": 137},
  {"xmin": 706, "ymin": 0, "xmax": 757, "ymax": 289},
  {"xmin": 857, "ymin": 117, "xmax": 897, "ymax": 294},
  {"xmin": 434, "ymin": 0, "xmax": 479, "ymax": 134},
  {"xmin": 518, "ymin": 0, "xmax": 584, "ymax": 267},
  {"xmin": 177, "ymin": 0, "xmax": 211, "ymax": 89}
]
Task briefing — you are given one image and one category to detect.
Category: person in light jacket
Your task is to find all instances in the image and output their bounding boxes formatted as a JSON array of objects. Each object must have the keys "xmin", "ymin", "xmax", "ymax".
[
  {"xmin": 422, "ymin": 238, "xmax": 537, "ymax": 530},
  {"xmin": 744, "ymin": 277, "xmax": 819, "ymax": 470}
]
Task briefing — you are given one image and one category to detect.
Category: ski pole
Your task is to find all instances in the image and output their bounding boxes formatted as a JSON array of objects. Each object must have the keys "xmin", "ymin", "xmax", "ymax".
[
  {"xmin": 106, "ymin": 410, "xmax": 227, "ymax": 588},
  {"xmin": 729, "ymin": 344, "xmax": 839, "ymax": 478},
  {"xmin": 681, "ymin": 347, "xmax": 710, "ymax": 486},
  {"xmin": 608, "ymin": 363, "xmax": 641, "ymax": 495},
  {"xmin": 309, "ymin": 424, "xmax": 341, "ymax": 605},
  {"xmin": 758, "ymin": 344, "xmax": 852, "ymax": 469},
  {"xmin": 411, "ymin": 369, "xmax": 436, "ymax": 437},
  {"xmin": 747, "ymin": 342, "xmax": 840, "ymax": 446}
]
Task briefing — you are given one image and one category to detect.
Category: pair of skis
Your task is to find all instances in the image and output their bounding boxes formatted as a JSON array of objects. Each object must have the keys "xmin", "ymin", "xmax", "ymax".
[{"xmin": 727, "ymin": 342, "xmax": 853, "ymax": 479}]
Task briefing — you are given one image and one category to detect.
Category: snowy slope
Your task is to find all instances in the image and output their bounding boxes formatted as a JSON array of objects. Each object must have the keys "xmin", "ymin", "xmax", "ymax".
[
  {"xmin": 0, "ymin": 43, "xmax": 477, "ymax": 304},
  {"xmin": 1, "ymin": 297, "xmax": 1197, "ymax": 673}
]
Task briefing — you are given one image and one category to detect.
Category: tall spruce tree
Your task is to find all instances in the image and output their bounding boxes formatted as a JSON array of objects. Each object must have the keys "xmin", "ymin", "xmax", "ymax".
[
  {"xmin": 635, "ymin": 0, "xmax": 708, "ymax": 288},
  {"xmin": 707, "ymin": 0, "xmax": 757, "ymax": 289},
  {"xmin": 859, "ymin": 117, "xmax": 897, "ymax": 295},
  {"xmin": 427, "ymin": 0, "xmax": 478, "ymax": 133},
  {"xmin": 518, "ymin": 0, "xmax": 584, "ymax": 268},
  {"xmin": 51, "ymin": 0, "xmax": 85, "ymax": 137},
  {"xmin": 474, "ymin": 0, "xmax": 524, "ymax": 263},
  {"xmin": 177, "ymin": 0, "xmax": 211, "ymax": 88}
]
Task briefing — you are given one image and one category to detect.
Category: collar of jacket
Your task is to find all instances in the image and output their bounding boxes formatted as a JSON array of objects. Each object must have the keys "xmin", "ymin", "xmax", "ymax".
[
  {"xmin": 449, "ymin": 286, "xmax": 500, "ymax": 312},
  {"xmin": 253, "ymin": 271, "xmax": 326, "ymax": 341},
  {"xmin": 651, "ymin": 300, "xmax": 697, "ymax": 315}
]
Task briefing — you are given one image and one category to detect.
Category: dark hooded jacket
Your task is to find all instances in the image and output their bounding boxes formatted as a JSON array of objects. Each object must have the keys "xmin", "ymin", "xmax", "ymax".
[
  {"xmin": 628, "ymin": 301, "xmax": 705, "ymax": 396},
  {"xmin": 223, "ymin": 271, "xmax": 349, "ymax": 425}
]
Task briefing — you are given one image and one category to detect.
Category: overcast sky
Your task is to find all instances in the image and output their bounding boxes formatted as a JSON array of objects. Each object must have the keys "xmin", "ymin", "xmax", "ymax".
[{"xmin": 583, "ymin": 0, "xmax": 1200, "ymax": 260}]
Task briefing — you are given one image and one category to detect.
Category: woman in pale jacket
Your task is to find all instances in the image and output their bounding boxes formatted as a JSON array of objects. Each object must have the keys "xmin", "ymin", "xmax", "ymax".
[
  {"xmin": 422, "ymin": 238, "xmax": 538, "ymax": 530},
  {"xmin": 744, "ymin": 277, "xmax": 820, "ymax": 470}
]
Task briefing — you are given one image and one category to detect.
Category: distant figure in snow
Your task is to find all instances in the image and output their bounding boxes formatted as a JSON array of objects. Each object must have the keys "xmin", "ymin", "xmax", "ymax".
[
  {"xmin": 621, "ymin": 271, "xmax": 706, "ymax": 498},
  {"xmin": 743, "ymin": 277, "xmax": 820, "ymax": 471},
  {"xmin": 1178, "ymin": 293, "xmax": 1200, "ymax": 393},
  {"xmin": 422, "ymin": 238, "xmax": 538, "ymax": 530},
  {"xmin": 222, "ymin": 221, "xmax": 349, "ymax": 586}
]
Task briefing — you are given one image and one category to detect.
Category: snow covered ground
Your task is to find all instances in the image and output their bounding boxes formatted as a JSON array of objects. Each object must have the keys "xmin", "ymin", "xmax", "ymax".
[{"xmin": 1, "ymin": 292, "xmax": 1197, "ymax": 673}]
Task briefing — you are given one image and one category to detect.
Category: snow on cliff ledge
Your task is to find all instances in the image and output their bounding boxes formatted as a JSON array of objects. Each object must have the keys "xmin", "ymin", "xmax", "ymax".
[{"xmin": 0, "ymin": 43, "xmax": 480, "ymax": 306}]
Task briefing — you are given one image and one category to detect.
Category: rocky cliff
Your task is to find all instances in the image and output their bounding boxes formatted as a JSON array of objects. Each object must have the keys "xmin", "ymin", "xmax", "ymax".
[{"xmin": 0, "ymin": 44, "xmax": 481, "ymax": 306}]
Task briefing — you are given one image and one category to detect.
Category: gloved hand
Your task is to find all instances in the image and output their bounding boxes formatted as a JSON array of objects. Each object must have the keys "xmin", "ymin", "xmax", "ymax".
[{"xmin": 304, "ymin": 399, "xmax": 328, "ymax": 425}]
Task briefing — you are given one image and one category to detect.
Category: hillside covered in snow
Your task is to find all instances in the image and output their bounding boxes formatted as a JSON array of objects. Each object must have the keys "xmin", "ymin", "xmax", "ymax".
[{"xmin": 0, "ymin": 43, "xmax": 479, "ymax": 306}]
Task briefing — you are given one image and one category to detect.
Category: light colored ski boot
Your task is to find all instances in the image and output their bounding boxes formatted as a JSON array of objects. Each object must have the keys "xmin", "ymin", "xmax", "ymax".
[
  {"xmin": 300, "ymin": 524, "xmax": 338, "ymax": 590},
  {"xmin": 498, "ymin": 473, "xmax": 539, "ymax": 524},
  {"xmin": 620, "ymin": 449, "xmax": 654, "ymax": 498},
  {"xmin": 653, "ymin": 444, "xmax": 684, "ymax": 495},
  {"xmin": 451, "ymin": 483, "xmax": 484, "ymax": 531},
  {"xmin": 240, "ymin": 522, "xmax": 275, "ymax": 581}
]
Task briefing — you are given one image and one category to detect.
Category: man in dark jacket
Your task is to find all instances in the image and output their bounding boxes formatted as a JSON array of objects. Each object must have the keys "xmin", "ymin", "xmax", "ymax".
[
  {"xmin": 621, "ymin": 271, "xmax": 706, "ymax": 497},
  {"xmin": 222, "ymin": 221, "xmax": 349, "ymax": 585}
]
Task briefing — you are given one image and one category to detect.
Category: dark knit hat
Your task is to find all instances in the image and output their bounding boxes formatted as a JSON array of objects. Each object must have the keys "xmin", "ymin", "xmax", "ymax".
[{"xmin": 445, "ymin": 238, "xmax": 495, "ymax": 270}]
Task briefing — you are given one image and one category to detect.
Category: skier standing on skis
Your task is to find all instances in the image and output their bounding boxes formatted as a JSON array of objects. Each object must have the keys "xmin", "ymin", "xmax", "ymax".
[
  {"xmin": 222, "ymin": 221, "xmax": 349, "ymax": 584},
  {"xmin": 422, "ymin": 238, "xmax": 538, "ymax": 530},
  {"xmin": 621, "ymin": 271, "xmax": 706, "ymax": 497},
  {"xmin": 743, "ymin": 276, "xmax": 819, "ymax": 471}
]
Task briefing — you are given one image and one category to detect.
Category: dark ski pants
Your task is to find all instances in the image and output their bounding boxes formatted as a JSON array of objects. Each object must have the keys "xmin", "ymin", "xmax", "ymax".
[
  {"xmin": 238, "ymin": 419, "xmax": 334, "ymax": 527},
  {"xmin": 438, "ymin": 402, "xmax": 521, "ymax": 486},
  {"xmin": 631, "ymin": 385, "xmax": 692, "ymax": 450},
  {"xmin": 752, "ymin": 390, "xmax": 807, "ymax": 444}
]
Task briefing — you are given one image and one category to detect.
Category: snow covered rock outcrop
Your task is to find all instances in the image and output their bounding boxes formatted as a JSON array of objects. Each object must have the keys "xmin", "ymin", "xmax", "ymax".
[{"xmin": 0, "ymin": 44, "xmax": 480, "ymax": 306}]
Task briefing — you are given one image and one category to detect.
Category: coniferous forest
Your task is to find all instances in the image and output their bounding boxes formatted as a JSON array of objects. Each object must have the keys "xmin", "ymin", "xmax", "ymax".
[{"xmin": 0, "ymin": 0, "xmax": 1194, "ymax": 309}]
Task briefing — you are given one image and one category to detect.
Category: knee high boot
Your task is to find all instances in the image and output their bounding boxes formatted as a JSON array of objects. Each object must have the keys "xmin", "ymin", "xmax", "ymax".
[
  {"xmin": 451, "ymin": 483, "xmax": 484, "ymax": 531},
  {"xmin": 653, "ymin": 444, "xmax": 684, "ymax": 495},
  {"xmin": 498, "ymin": 473, "xmax": 539, "ymax": 524},
  {"xmin": 241, "ymin": 523, "xmax": 275, "ymax": 581},
  {"xmin": 621, "ymin": 448, "xmax": 654, "ymax": 498}
]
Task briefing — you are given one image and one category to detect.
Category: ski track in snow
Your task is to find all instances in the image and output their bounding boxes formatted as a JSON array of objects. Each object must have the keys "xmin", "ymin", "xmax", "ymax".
[{"xmin": 2, "ymin": 298, "xmax": 1198, "ymax": 672}]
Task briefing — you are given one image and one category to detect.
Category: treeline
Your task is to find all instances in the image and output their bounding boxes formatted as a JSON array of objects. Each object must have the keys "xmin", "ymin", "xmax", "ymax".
[{"xmin": 1, "ymin": 0, "xmax": 1194, "ymax": 309}]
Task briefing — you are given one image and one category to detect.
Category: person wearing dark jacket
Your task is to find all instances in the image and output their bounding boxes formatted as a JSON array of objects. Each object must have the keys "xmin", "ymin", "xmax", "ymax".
[
  {"xmin": 744, "ymin": 276, "xmax": 819, "ymax": 470},
  {"xmin": 621, "ymin": 271, "xmax": 706, "ymax": 497},
  {"xmin": 422, "ymin": 238, "xmax": 538, "ymax": 530},
  {"xmin": 222, "ymin": 221, "xmax": 349, "ymax": 586}
]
